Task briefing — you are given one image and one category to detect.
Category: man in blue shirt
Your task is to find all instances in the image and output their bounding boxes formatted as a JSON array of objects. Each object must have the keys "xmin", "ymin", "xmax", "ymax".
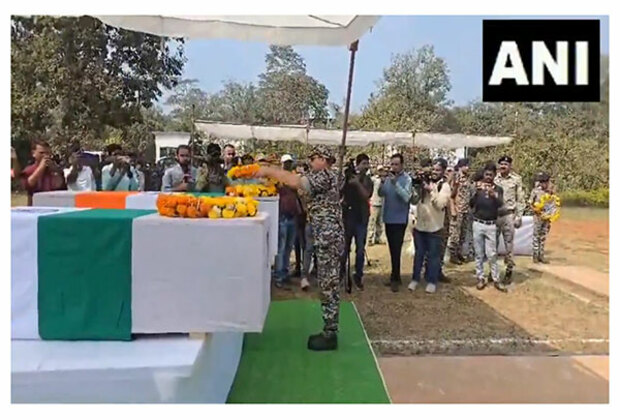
[
  {"xmin": 101, "ymin": 144, "xmax": 139, "ymax": 191},
  {"xmin": 379, "ymin": 153, "xmax": 413, "ymax": 292}
]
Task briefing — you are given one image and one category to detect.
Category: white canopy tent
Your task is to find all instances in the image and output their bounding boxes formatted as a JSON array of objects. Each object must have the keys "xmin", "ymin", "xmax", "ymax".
[
  {"xmin": 96, "ymin": 16, "xmax": 380, "ymax": 46},
  {"xmin": 194, "ymin": 121, "xmax": 511, "ymax": 149},
  {"xmin": 94, "ymin": 15, "xmax": 377, "ymax": 170}
]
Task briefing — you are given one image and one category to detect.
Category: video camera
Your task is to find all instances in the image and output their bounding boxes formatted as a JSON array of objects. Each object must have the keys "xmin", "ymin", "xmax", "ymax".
[
  {"xmin": 344, "ymin": 158, "xmax": 357, "ymax": 181},
  {"xmin": 411, "ymin": 167, "xmax": 433, "ymax": 186}
]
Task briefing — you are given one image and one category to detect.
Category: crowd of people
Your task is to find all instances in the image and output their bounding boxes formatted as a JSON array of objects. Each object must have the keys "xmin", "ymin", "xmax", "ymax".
[{"xmin": 11, "ymin": 139, "xmax": 555, "ymax": 351}]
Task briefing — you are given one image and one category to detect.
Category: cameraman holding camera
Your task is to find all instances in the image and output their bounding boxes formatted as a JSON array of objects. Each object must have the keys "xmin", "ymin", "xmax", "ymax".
[
  {"xmin": 20, "ymin": 139, "xmax": 66, "ymax": 206},
  {"xmin": 195, "ymin": 143, "xmax": 230, "ymax": 193},
  {"xmin": 101, "ymin": 144, "xmax": 139, "ymax": 191},
  {"xmin": 410, "ymin": 158, "xmax": 451, "ymax": 294},
  {"xmin": 340, "ymin": 154, "xmax": 374, "ymax": 291}
]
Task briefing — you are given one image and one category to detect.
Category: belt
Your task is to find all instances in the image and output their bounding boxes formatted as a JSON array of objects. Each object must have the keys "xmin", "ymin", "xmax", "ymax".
[{"xmin": 474, "ymin": 218, "xmax": 496, "ymax": 225}]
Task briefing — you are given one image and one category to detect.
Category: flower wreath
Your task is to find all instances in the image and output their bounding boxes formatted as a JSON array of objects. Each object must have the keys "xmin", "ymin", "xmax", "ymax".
[{"xmin": 533, "ymin": 193, "xmax": 561, "ymax": 223}]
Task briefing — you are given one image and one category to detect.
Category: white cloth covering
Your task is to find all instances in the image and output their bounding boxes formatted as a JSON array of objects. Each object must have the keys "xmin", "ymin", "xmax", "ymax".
[
  {"xmin": 131, "ymin": 212, "xmax": 271, "ymax": 334},
  {"xmin": 11, "ymin": 207, "xmax": 86, "ymax": 339}
]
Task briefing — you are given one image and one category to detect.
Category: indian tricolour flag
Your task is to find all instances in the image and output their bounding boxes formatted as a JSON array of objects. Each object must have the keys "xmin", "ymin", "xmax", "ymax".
[{"xmin": 11, "ymin": 207, "xmax": 154, "ymax": 340}]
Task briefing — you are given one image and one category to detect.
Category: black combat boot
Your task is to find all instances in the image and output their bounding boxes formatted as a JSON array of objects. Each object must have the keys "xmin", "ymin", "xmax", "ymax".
[{"xmin": 307, "ymin": 331, "xmax": 338, "ymax": 351}]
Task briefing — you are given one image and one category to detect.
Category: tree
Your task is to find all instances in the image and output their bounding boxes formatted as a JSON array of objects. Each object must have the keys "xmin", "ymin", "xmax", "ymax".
[
  {"xmin": 257, "ymin": 45, "xmax": 329, "ymax": 125},
  {"xmin": 356, "ymin": 45, "xmax": 452, "ymax": 132},
  {"xmin": 11, "ymin": 16, "xmax": 185, "ymax": 154}
]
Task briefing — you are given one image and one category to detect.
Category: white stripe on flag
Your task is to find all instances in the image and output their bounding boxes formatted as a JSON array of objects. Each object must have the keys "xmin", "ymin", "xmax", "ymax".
[
  {"xmin": 11, "ymin": 207, "xmax": 87, "ymax": 339},
  {"xmin": 125, "ymin": 192, "xmax": 160, "ymax": 210}
]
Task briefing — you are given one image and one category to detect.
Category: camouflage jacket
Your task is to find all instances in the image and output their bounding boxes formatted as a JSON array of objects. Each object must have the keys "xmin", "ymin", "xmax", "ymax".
[
  {"xmin": 195, "ymin": 163, "xmax": 230, "ymax": 193},
  {"xmin": 494, "ymin": 172, "xmax": 525, "ymax": 218},
  {"xmin": 454, "ymin": 172, "xmax": 473, "ymax": 214},
  {"xmin": 300, "ymin": 168, "xmax": 344, "ymax": 249}
]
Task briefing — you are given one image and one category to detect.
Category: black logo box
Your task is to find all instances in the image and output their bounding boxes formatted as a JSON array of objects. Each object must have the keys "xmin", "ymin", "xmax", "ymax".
[{"xmin": 483, "ymin": 19, "xmax": 600, "ymax": 102}]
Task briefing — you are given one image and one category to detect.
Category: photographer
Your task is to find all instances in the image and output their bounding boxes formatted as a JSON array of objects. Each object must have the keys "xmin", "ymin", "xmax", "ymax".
[
  {"xmin": 101, "ymin": 144, "xmax": 139, "ymax": 191},
  {"xmin": 64, "ymin": 145, "xmax": 96, "ymax": 192},
  {"xmin": 20, "ymin": 139, "xmax": 66, "ymax": 206},
  {"xmin": 470, "ymin": 163, "xmax": 507, "ymax": 292},
  {"xmin": 195, "ymin": 143, "xmax": 230, "ymax": 193},
  {"xmin": 161, "ymin": 145, "xmax": 197, "ymax": 192},
  {"xmin": 409, "ymin": 158, "xmax": 451, "ymax": 294},
  {"xmin": 340, "ymin": 153, "xmax": 374, "ymax": 291},
  {"xmin": 379, "ymin": 153, "xmax": 412, "ymax": 292}
]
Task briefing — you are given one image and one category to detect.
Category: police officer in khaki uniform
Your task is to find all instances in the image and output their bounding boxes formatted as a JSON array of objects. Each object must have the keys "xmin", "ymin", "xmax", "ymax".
[{"xmin": 494, "ymin": 155, "xmax": 525, "ymax": 283}]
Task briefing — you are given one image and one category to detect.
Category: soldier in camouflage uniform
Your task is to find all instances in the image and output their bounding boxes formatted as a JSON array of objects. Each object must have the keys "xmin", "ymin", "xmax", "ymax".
[
  {"xmin": 530, "ymin": 172, "xmax": 553, "ymax": 264},
  {"xmin": 448, "ymin": 158, "xmax": 474, "ymax": 264},
  {"xmin": 494, "ymin": 155, "xmax": 525, "ymax": 283},
  {"xmin": 257, "ymin": 146, "xmax": 344, "ymax": 351},
  {"xmin": 195, "ymin": 143, "xmax": 230, "ymax": 193}
]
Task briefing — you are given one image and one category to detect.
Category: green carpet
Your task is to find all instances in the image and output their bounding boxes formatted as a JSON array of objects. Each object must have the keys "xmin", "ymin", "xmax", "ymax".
[{"xmin": 227, "ymin": 300, "xmax": 390, "ymax": 403}]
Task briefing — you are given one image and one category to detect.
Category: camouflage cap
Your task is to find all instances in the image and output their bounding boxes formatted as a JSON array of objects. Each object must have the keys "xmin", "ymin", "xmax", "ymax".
[{"xmin": 308, "ymin": 146, "xmax": 333, "ymax": 160}]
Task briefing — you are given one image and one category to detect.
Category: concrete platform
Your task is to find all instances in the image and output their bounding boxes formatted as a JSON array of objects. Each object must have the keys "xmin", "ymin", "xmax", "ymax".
[{"xmin": 379, "ymin": 355, "xmax": 608, "ymax": 403}]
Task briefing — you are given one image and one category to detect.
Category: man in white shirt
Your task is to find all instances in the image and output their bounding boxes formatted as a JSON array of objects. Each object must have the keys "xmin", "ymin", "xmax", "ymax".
[
  {"xmin": 409, "ymin": 158, "xmax": 452, "ymax": 294},
  {"xmin": 64, "ymin": 150, "xmax": 96, "ymax": 192}
]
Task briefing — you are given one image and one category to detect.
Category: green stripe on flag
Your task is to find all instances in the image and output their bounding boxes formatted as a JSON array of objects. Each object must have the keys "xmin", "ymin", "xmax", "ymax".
[{"xmin": 37, "ymin": 209, "xmax": 155, "ymax": 340}]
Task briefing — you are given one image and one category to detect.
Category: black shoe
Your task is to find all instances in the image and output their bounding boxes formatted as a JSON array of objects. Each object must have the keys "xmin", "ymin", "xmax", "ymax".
[
  {"xmin": 476, "ymin": 279, "xmax": 487, "ymax": 290},
  {"xmin": 307, "ymin": 332, "xmax": 338, "ymax": 351},
  {"xmin": 275, "ymin": 280, "xmax": 292, "ymax": 290},
  {"xmin": 504, "ymin": 268, "xmax": 513, "ymax": 284},
  {"xmin": 539, "ymin": 257, "xmax": 550, "ymax": 264},
  {"xmin": 494, "ymin": 281, "xmax": 508, "ymax": 293},
  {"xmin": 354, "ymin": 275, "xmax": 364, "ymax": 291},
  {"xmin": 390, "ymin": 282, "xmax": 399, "ymax": 293}
]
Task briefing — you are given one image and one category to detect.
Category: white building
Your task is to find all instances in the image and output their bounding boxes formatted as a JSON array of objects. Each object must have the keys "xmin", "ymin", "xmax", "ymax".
[{"xmin": 154, "ymin": 132, "xmax": 191, "ymax": 162}]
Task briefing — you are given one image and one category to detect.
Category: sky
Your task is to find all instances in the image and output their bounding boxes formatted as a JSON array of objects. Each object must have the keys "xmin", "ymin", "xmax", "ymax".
[{"xmin": 174, "ymin": 15, "xmax": 610, "ymax": 113}]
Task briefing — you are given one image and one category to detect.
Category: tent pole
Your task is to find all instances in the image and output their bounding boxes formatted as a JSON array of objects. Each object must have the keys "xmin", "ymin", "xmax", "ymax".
[{"xmin": 338, "ymin": 40, "xmax": 359, "ymax": 174}]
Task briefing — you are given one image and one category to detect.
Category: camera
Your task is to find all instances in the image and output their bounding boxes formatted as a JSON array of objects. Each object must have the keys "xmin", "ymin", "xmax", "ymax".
[
  {"xmin": 411, "ymin": 167, "xmax": 432, "ymax": 186},
  {"xmin": 344, "ymin": 159, "xmax": 357, "ymax": 181}
]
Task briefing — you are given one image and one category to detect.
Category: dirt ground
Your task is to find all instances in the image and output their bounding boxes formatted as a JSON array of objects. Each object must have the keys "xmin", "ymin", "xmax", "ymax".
[{"xmin": 274, "ymin": 207, "xmax": 609, "ymax": 356}]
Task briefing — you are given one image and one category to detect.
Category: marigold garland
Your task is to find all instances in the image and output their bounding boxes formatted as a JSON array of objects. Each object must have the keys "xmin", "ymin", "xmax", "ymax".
[
  {"xmin": 156, "ymin": 194, "xmax": 259, "ymax": 219},
  {"xmin": 225, "ymin": 184, "xmax": 278, "ymax": 198},
  {"xmin": 227, "ymin": 164, "xmax": 260, "ymax": 180},
  {"xmin": 533, "ymin": 193, "xmax": 561, "ymax": 223}
]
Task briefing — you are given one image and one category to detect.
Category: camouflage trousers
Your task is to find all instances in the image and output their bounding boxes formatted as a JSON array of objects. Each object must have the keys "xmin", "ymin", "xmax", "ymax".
[
  {"xmin": 315, "ymin": 240, "xmax": 344, "ymax": 334},
  {"xmin": 496, "ymin": 213, "xmax": 516, "ymax": 270},
  {"xmin": 533, "ymin": 217, "xmax": 551, "ymax": 260},
  {"xmin": 367, "ymin": 205, "xmax": 386, "ymax": 245},
  {"xmin": 448, "ymin": 212, "xmax": 474, "ymax": 260}
]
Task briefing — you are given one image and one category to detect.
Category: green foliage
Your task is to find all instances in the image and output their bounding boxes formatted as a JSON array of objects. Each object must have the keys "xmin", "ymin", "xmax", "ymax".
[
  {"xmin": 560, "ymin": 188, "xmax": 609, "ymax": 208},
  {"xmin": 258, "ymin": 46, "xmax": 329, "ymax": 124},
  {"xmin": 356, "ymin": 45, "xmax": 452, "ymax": 132},
  {"xmin": 11, "ymin": 15, "xmax": 185, "ymax": 155}
]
